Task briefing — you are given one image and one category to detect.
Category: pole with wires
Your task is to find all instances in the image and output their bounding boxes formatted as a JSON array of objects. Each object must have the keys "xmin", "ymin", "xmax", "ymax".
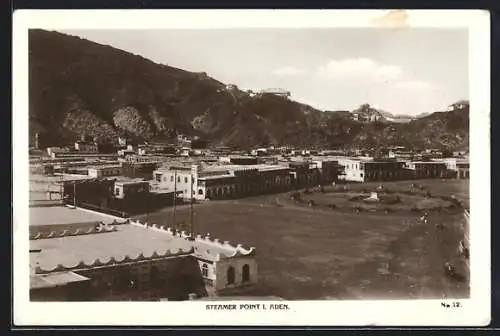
[
  {"xmin": 189, "ymin": 173, "xmax": 194, "ymax": 238},
  {"xmin": 173, "ymin": 169, "xmax": 177, "ymax": 234}
]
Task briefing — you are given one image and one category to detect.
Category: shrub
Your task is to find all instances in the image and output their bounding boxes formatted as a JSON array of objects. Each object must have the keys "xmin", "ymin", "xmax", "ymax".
[{"xmin": 328, "ymin": 203, "xmax": 337, "ymax": 209}]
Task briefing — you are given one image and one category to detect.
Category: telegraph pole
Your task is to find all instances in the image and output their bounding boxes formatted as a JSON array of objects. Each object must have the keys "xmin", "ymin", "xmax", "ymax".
[
  {"xmin": 189, "ymin": 173, "xmax": 194, "ymax": 238},
  {"xmin": 173, "ymin": 169, "xmax": 177, "ymax": 233},
  {"xmin": 73, "ymin": 180, "xmax": 76, "ymax": 207},
  {"xmin": 59, "ymin": 174, "xmax": 63, "ymax": 205}
]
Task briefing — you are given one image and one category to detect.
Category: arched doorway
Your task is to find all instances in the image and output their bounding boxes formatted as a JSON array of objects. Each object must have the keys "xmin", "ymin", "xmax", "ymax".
[
  {"xmin": 227, "ymin": 266, "xmax": 235, "ymax": 285},
  {"xmin": 242, "ymin": 264, "xmax": 250, "ymax": 283}
]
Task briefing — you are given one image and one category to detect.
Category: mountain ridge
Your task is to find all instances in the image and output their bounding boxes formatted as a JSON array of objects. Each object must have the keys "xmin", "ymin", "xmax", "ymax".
[{"xmin": 29, "ymin": 29, "xmax": 469, "ymax": 150}]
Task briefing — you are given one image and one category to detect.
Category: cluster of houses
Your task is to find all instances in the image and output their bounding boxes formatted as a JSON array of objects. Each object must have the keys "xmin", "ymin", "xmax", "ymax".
[{"xmin": 30, "ymin": 131, "xmax": 470, "ymax": 215}]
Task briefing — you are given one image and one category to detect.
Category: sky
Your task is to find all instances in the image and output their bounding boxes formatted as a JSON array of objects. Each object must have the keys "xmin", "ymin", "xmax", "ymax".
[{"xmin": 60, "ymin": 28, "xmax": 468, "ymax": 116}]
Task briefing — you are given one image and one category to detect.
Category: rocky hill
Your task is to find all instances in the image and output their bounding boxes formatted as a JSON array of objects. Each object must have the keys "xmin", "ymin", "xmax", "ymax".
[{"xmin": 29, "ymin": 29, "xmax": 469, "ymax": 150}]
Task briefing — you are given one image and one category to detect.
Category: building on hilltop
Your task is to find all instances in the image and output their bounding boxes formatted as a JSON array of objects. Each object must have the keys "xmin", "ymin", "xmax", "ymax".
[{"xmin": 257, "ymin": 88, "xmax": 291, "ymax": 98}]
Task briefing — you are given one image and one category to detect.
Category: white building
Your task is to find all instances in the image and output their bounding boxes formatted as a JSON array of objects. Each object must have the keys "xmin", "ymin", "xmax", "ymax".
[
  {"xmin": 337, "ymin": 158, "xmax": 369, "ymax": 182},
  {"xmin": 131, "ymin": 220, "xmax": 258, "ymax": 295},
  {"xmin": 88, "ymin": 165, "xmax": 123, "ymax": 178},
  {"xmin": 153, "ymin": 163, "xmax": 292, "ymax": 200},
  {"xmin": 337, "ymin": 157, "xmax": 409, "ymax": 182},
  {"xmin": 153, "ymin": 165, "xmax": 197, "ymax": 199}
]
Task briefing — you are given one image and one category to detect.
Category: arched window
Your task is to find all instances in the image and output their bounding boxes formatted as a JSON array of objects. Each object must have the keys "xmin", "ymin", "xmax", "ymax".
[
  {"xmin": 242, "ymin": 264, "xmax": 250, "ymax": 283},
  {"xmin": 202, "ymin": 263, "xmax": 209, "ymax": 277},
  {"xmin": 198, "ymin": 189, "xmax": 204, "ymax": 195},
  {"xmin": 227, "ymin": 266, "xmax": 235, "ymax": 285}
]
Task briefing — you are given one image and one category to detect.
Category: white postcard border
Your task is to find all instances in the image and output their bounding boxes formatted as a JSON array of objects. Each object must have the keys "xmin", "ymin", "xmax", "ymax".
[{"xmin": 12, "ymin": 9, "xmax": 491, "ymax": 326}]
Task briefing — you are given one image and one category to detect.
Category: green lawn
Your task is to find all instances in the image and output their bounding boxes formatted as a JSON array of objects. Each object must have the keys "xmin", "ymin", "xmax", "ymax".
[{"xmin": 137, "ymin": 179, "xmax": 469, "ymax": 300}]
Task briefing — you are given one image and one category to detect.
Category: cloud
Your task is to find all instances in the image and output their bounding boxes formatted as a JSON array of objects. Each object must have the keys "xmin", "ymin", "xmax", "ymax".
[
  {"xmin": 394, "ymin": 80, "xmax": 434, "ymax": 90},
  {"xmin": 272, "ymin": 66, "xmax": 306, "ymax": 76},
  {"xmin": 316, "ymin": 57, "xmax": 403, "ymax": 82}
]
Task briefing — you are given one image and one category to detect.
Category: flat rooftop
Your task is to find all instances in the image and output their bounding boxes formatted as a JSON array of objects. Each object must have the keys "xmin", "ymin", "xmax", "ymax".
[
  {"xmin": 30, "ymin": 174, "xmax": 95, "ymax": 183},
  {"xmin": 29, "ymin": 206, "xmax": 118, "ymax": 227},
  {"xmin": 113, "ymin": 177, "xmax": 148, "ymax": 184},
  {"xmin": 30, "ymin": 222, "xmax": 243, "ymax": 270},
  {"xmin": 87, "ymin": 164, "xmax": 122, "ymax": 169},
  {"xmin": 30, "ymin": 224, "xmax": 194, "ymax": 270},
  {"xmin": 199, "ymin": 174, "xmax": 235, "ymax": 181},
  {"xmin": 410, "ymin": 161, "xmax": 447, "ymax": 164},
  {"xmin": 30, "ymin": 271, "xmax": 90, "ymax": 289}
]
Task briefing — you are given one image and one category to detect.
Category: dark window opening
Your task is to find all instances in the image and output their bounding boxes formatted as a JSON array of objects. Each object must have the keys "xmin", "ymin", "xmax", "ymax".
[
  {"xmin": 227, "ymin": 266, "xmax": 235, "ymax": 285},
  {"xmin": 242, "ymin": 264, "xmax": 250, "ymax": 283}
]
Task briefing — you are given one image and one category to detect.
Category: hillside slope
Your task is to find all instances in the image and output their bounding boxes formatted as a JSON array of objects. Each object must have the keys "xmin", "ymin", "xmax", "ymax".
[{"xmin": 28, "ymin": 29, "xmax": 469, "ymax": 150}]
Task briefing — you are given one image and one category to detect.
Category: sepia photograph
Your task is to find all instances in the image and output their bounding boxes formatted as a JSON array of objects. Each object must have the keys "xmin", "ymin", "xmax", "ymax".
[{"xmin": 13, "ymin": 10, "xmax": 490, "ymax": 326}]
